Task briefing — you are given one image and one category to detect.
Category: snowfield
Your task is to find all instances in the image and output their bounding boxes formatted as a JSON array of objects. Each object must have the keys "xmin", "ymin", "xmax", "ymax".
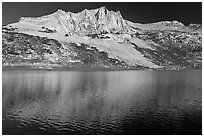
[{"xmin": 3, "ymin": 7, "xmax": 202, "ymax": 70}]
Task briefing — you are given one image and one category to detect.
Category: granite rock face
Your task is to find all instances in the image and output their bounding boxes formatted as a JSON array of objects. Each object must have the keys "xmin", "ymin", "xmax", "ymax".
[{"xmin": 2, "ymin": 7, "xmax": 202, "ymax": 70}]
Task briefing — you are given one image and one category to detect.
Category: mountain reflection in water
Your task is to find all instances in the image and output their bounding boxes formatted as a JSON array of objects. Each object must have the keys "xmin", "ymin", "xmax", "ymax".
[{"xmin": 2, "ymin": 70, "xmax": 202, "ymax": 135}]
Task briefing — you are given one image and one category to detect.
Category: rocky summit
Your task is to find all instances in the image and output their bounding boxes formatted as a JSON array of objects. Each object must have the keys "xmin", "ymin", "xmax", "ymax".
[{"xmin": 2, "ymin": 7, "xmax": 202, "ymax": 70}]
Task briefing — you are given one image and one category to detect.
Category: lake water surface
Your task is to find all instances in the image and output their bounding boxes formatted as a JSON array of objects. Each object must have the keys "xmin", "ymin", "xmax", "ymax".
[{"xmin": 2, "ymin": 70, "xmax": 202, "ymax": 135}]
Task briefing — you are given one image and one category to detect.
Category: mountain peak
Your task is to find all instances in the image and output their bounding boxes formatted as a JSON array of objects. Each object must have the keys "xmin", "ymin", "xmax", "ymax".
[
  {"xmin": 10, "ymin": 6, "xmax": 198, "ymax": 36},
  {"xmin": 98, "ymin": 6, "xmax": 108, "ymax": 10},
  {"xmin": 96, "ymin": 6, "xmax": 109, "ymax": 15},
  {"xmin": 57, "ymin": 9, "xmax": 65, "ymax": 12},
  {"xmin": 54, "ymin": 9, "xmax": 66, "ymax": 15}
]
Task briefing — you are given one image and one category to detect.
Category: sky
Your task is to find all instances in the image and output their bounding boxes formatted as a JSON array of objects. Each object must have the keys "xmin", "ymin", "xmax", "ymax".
[{"xmin": 2, "ymin": 2, "xmax": 202, "ymax": 26}]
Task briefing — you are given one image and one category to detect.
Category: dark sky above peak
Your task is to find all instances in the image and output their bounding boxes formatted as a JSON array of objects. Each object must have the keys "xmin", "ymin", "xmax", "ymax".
[{"xmin": 2, "ymin": 2, "xmax": 202, "ymax": 26}]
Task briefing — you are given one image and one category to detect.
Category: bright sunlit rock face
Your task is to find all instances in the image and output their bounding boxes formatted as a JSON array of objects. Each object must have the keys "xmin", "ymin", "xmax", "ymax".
[
  {"xmin": 2, "ymin": 7, "xmax": 202, "ymax": 70},
  {"xmin": 14, "ymin": 7, "xmax": 128, "ymax": 35}
]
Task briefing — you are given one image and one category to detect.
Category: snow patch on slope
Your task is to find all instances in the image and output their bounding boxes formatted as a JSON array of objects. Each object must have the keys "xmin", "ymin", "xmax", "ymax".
[{"xmin": 11, "ymin": 27, "xmax": 159, "ymax": 68}]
